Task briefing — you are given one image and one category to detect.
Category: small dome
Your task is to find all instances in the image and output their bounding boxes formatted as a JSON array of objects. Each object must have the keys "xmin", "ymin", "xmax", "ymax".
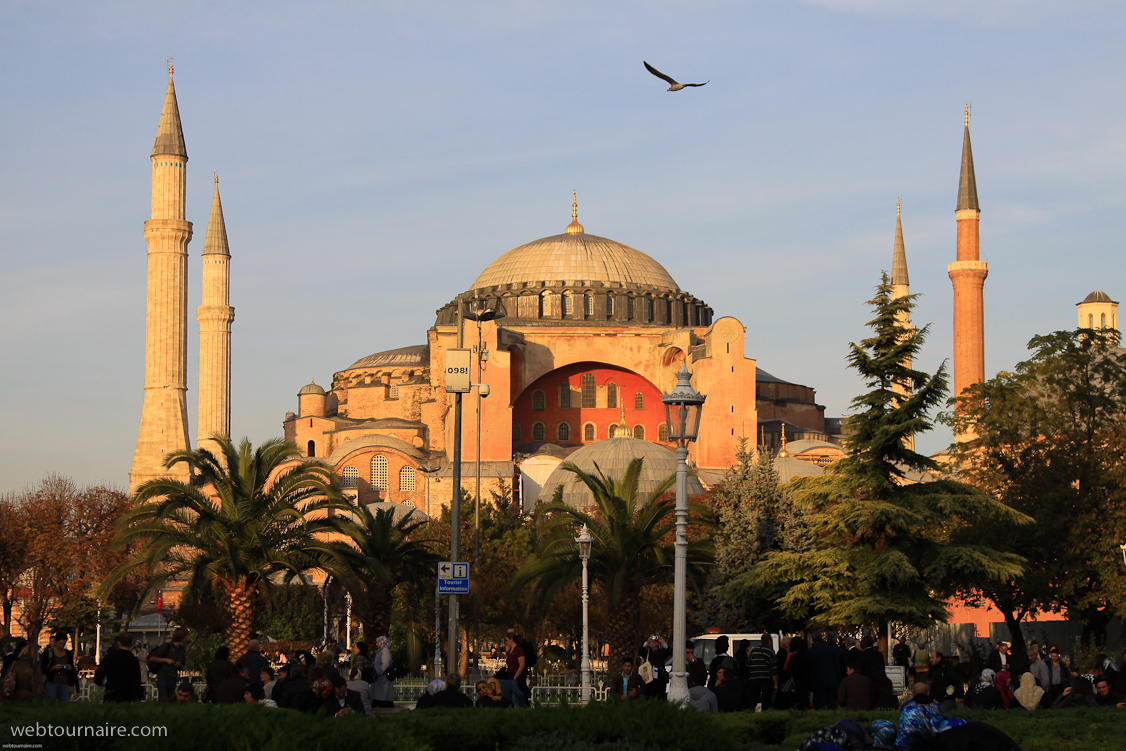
[
  {"xmin": 538, "ymin": 438, "xmax": 703, "ymax": 508},
  {"xmin": 774, "ymin": 455, "xmax": 824, "ymax": 484},
  {"xmin": 1081, "ymin": 290, "xmax": 1117, "ymax": 304},
  {"xmin": 347, "ymin": 344, "xmax": 429, "ymax": 371},
  {"xmin": 298, "ymin": 380, "xmax": 325, "ymax": 396}
]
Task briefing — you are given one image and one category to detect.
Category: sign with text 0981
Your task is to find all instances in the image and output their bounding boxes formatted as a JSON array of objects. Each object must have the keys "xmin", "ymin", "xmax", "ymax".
[{"xmin": 445, "ymin": 349, "xmax": 472, "ymax": 393}]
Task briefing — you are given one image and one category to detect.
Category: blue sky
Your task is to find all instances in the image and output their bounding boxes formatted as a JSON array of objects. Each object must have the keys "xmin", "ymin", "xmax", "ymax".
[{"xmin": 2, "ymin": 0, "xmax": 1124, "ymax": 492}]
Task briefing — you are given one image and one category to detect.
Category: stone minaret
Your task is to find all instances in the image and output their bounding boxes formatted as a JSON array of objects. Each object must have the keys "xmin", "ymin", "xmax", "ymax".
[
  {"xmin": 891, "ymin": 199, "xmax": 915, "ymax": 451},
  {"xmin": 196, "ymin": 174, "xmax": 234, "ymax": 458},
  {"xmin": 948, "ymin": 107, "xmax": 988, "ymax": 429},
  {"xmin": 130, "ymin": 64, "xmax": 193, "ymax": 493}
]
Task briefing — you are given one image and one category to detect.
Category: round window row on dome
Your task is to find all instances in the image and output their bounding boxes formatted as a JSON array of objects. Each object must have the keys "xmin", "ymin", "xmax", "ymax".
[{"xmin": 437, "ymin": 291, "xmax": 711, "ymax": 327}]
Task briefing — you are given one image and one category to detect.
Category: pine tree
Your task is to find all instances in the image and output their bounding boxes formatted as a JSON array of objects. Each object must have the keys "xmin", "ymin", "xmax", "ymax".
[{"xmin": 724, "ymin": 274, "xmax": 1027, "ymax": 632}]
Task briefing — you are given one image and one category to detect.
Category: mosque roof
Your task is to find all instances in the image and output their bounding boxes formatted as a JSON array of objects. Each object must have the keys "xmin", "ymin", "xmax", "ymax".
[
  {"xmin": 755, "ymin": 368, "xmax": 796, "ymax": 385},
  {"xmin": 298, "ymin": 380, "xmax": 325, "ymax": 396},
  {"xmin": 774, "ymin": 455, "xmax": 824, "ymax": 483},
  {"xmin": 538, "ymin": 437, "xmax": 703, "ymax": 508},
  {"xmin": 469, "ymin": 199, "xmax": 679, "ymax": 292},
  {"xmin": 346, "ymin": 344, "xmax": 429, "ymax": 371},
  {"xmin": 1080, "ymin": 290, "xmax": 1117, "ymax": 304},
  {"xmin": 782, "ymin": 438, "xmax": 844, "ymax": 455}
]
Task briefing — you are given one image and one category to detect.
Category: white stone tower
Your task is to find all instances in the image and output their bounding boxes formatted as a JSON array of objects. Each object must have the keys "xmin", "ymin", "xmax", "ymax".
[
  {"xmin": 130, "ymin": 64, "xmax": 193, "ymax": 493},
  {"xmin": 890, "ymin": 199, "xmax": 915, "ymax": 451},
  {"xmin": 197, "ymin": 174, "xmax": 234, "ymax": 458}
]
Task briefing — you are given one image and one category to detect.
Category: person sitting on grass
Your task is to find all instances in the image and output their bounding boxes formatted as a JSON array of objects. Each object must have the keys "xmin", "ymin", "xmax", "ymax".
[
  {"xmin": 1051, "ymin": 676, "xmax": 1098, "ymax": 709},
  {"xmin": 474, "ymin": 679, "xmax": 512, "ymax": 708},
  {"xmin": 897, "ymin": 682, "xmax": 966, "ymax": 751},
  {"xmin": 1094, "ymin": 677, "xmax": 1126, "ymax": 708},
  {"xmin": 323, "ymin": 675, "xmax": 365, "ymax": 717},
  {"xmin": 216, "ymin": 663, "xmax": 251, "ymax": 704},
  {"xmin": 168, "ymin": 681, "xmax": 196, "ymax": 702},
  {"xmin": 687, "ymin": 674, "xmax": 717, "ymax": 713},
  {"xmin": 417, "ymin": 679, "xmax": 445, "ymax": 709},
  {"xmin": 712, "ymin": 665, "xmax": 747, "ymax": 712},
  {"xmin": 244, "ymin": 682, "xmax": 277, "ymax": 708},
  {"xmin": 1013, "ymin": 671, "xmax": 1044, "ymax": 710},
  {"xmin": 430, "ymin": 672, "xmax": 474, "ymax": 708},
  {"xmin": 965, "ymin": 668, "xmax": 1003, "ymax": 710}
]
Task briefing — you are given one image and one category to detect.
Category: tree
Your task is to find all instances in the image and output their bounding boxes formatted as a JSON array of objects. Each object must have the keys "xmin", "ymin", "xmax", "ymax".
[
  {"xmin": 512, "ymin": 458, "xmax": 713, "ymax": 664},
  {"xmin": 948, "ymin": 328, "xmax": 1126, "ymax": 647},
  {"xmin": 725, "ymin": 274, "xmax": 1027, "ymax": 637},
  {"xmin": 102, "ymin": 437, "xmax": 355, "ymax": 660},
  {"xmin": 0, "ymin": 497, "xmax": 29, "ymax": 638},
  {"xmin": 337, "ymin": 504, "xmax": 441, "ymax": 640},
  {"xmin": 694, "ymin": 438, "xmax": 809, "ymax": 633}
]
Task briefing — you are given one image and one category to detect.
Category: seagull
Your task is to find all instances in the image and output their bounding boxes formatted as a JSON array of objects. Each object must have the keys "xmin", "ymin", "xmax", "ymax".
[{"xmin": 643, "ymin": 61, "xmax": 708, "ymax": 91}]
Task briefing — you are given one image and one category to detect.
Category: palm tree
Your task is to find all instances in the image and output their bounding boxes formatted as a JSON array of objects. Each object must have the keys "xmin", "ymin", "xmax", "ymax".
[
  {"xmin": 512, "ymin": 458, "xmax": 713, "ymax": 665},
  {"xmin": 101, "ymin": 437, "xmax": 355, "ymax": 660},
  {"xmin": 335, "ymin": 504, "xmax": 441, "ymax": 640}
]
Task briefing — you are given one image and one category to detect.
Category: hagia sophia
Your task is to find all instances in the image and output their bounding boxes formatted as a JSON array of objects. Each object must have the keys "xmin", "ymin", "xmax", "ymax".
[{"xmin": 128, "ymin": 66, "xmax": 1119, "ymax": 519}]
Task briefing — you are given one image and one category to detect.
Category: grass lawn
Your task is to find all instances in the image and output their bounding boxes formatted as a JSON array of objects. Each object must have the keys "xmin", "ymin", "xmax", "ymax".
[{"xmin": 2, "ymin": 700, "xmax": 1124, "ymax": 750}]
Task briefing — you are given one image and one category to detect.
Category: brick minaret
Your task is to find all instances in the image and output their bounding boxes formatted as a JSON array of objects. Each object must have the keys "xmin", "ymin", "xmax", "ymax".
[
  {"xmin": 891, "ymin": 199, "xmax": 915, "ymax": 451},
  {"xmin": 130, "ymin": 64, "xmax": 193, "ymax": 493},
  {"xmin": 948, "ymin": 107, "xmax": 988, "ymax": 430},
  {"xmin": 197, "ymin": 174, "xmax": 234, "ymax": 458}
]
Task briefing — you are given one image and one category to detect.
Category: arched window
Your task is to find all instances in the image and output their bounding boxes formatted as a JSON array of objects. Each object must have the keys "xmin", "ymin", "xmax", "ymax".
[
  {"xmin": 399, "ymin": 466, "xmax": 416, "ymax": 491},
  {"xmin": 658, "ymin": 423, "xmax": 668, "ymax": 442},
  {"xmin": 607, "ymin": 295, "xmax": 615, "ymax": 318},
  {"xmin": 583, "ymin": 423, "xmax": 595, "ymax": 442},
  {"xmin": 584, "ymin": 293, "xmax": 594, "ymax": 318},
  {"xmin": 634, "ymin": 392, "xmax": 644, "ymax": 410},
  {"xmin": 403, "ymin": 498, "xmax": 415, "ymax": 507},
  {"xmin": 307, "ymin": 440, "xmax": 316, "ymax": 457},
  {"xmin": 606, "ymin": 382, "xmax": 618, "ymax": 409},
  {"xmin": 532, "ymin": 390, "xmax": 546, "ymax": 411},
  {"xmin": 1102, "ymin": 313, "xmax": 1107, "ymax": 327},
  {"xmin": 533, "ymin": 422, "xmax": 546, "ymax": 441},
  {"xmin": 627, "ymin": 297, "xmax": 635, "ymax": 320},
  {"xmin": 342, "ymin": 466, "xmax": 359, "ymax": 488},
  {"xmin": 581, "ymin": 373, "xmax": 596, "ymax": 408},
  {"xmin": 559, "ymin": 384, "xmax": 571, "ymax": 408},
  {"xmin": 558, "ymin": 422, "xmax": 571, "ymax": 441},
  {"xmin": 370, "ymin": 455, "xmax": 388, "ymax": 490},
  {"xmin": 633, "ymin": 425, "xmax": 645, "ymax": 440},
  {"xmin": 562, "ymin": 291, "xmax": 573, "ymax": 316},
  {"xmin": 646, "ymin": 298, "xmax": 655, "ymax": 322},
  {"xmin": 1089, "ymin": 313, "xmax": 1094, "ymax": 327},
  {"xmin": 512, "ymin": 422, "xmax": 521, "ymax": 441},
  {"xmin": 390, "ymin": 384, "xmax": 399, "ymax": 399}
]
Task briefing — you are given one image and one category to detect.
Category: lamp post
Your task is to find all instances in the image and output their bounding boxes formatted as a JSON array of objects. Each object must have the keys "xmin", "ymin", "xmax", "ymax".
[
  {"xmin": 1120, "ymin": 543, "xmax": 1126, "ymax": 566},
  {"xmin": 660, "ymin": 362, "xmax": 706, "ymax": 705},
  {"xmin": 576, "ymin": 523, "xmax": 593, "ymax": 702}
]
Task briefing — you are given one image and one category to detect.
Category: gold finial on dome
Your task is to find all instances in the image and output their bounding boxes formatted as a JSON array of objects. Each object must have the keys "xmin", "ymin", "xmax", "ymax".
[
  {"xmin": 566, "ymin": 190, "xmax": 584, "ymax": 235},
  {"xmin": 778, "ymin": 423, "xmax": 789, "ymax": 458},
  {"xmin": 611, "ymin": 403, "xmax": 630, "ymax": 438},
  {"xmin": 897, "ymin": 197, "xmax": 901, "ymax": 217},
  {"xmin": 168, "ymin": 57, "xmax": 174, "ymax": 77},
  {"xmin": 964, "ymin": 103, "xmax": 970, "ymax": 126},
  {"xmin": 214, "ymin": 170, "xmax": 219, "ymax": 185}
]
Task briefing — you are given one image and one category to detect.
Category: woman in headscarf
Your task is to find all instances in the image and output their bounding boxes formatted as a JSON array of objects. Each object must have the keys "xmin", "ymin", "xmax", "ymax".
[
  {"xmin": 415, "ymin": 678, "xmax": 445, "ymax": 709},
  {"xmin": 1013, "ymin": 671, "xmax": 1044, "ymax": 710},
  {"xmin": 965, "ymin": 668, "xmax": 1003, "ymax": 709},
  {"xmin": 994, "ymin": 671, "xmax": 1014, "ymax": 709},
  {"xmin": 370, "ymin": 635, "xmax": 395, "ymax": 709}
]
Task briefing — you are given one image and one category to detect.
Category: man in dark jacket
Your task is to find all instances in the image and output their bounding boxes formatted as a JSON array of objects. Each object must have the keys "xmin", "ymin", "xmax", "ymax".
[
  {"xmin": 837, "ymin": 659, "xmax": 872, "ymax": 710},
  {"xmin": 216, "ymin": 664, "xmax": 251, "ymax": 704},
  {"xmin": 610, "ymin": 658, "xmax": 645, "ymax": 702},
  {"xmin": 94, "ymin": 633, "xmax": 143, "ymax": 703},
  {"xmin": 274, "ymin": 663, "xmax": 319, "ymax": 712},
  {"xmin": 638, "ymin": 635, "xmax": 671, "ymax": 700},
  {"xmin": 430, "ymin": 673, "xmax": 474, "ymax": 708},
  {"xmin": 323, "ymin": 676, "xmax": 366, "ymax": 716},
  {"xmin": 235, "ymin": 639, "xmax": 270, "ymax": 687},
  {"xmin": 807, "ymin": 633, "xmax": 842, "ymax": 709},
  {"xmin": 928, "ymin": 652, "xmax": 964, "ymax": 712},
  {"xmin": 685, "ymin": 641, "xmax": 708, "ymax": 691}
]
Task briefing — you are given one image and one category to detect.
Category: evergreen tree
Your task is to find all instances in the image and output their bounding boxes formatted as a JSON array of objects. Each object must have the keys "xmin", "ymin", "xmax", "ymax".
[
  {"xmin": 694, "ymin": 438, "xmax": 808, "ymax": 632},
  {"xmin": 724, "ymin": 274, "xmax": 1026, "ymax": 633}
]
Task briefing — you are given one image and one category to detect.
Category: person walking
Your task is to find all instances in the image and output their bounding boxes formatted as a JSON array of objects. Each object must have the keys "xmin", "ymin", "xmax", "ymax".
[
  {"xmin": 808, "ymin": 633, "xmax": 842, "ymax": 710},
  {"xmin": 746, "ymin": 634, "xmax": 778, "ymax": 711},
  {"xmin": 370, "ymin": 635, "xmax": 395, "ymax": 709},
  {"xmin": 147, "ymin": 628, "xmax": 188, "ymax": 702},
  {"xmin": 504, "ymin": 631, "xmax": 529, "ymax": 703},
  {"xmin": 40, "ymin": 631, "xmax": 77, "ymax": 702},
  {"xmin": 94, "ymin": 633, "xmax": 143, "ymax": 703}
]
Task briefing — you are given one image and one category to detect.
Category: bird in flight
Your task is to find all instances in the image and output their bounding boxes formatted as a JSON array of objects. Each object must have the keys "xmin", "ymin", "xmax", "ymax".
[{"xmin": 643, "ymin": 61, "xmax": 708, "ymax": 91}]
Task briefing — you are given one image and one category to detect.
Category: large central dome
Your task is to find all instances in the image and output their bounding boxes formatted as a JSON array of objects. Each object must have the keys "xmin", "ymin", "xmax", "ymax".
[{"xmin": 470, "ymin": 201, "xmax": 679, "ymax": 292}]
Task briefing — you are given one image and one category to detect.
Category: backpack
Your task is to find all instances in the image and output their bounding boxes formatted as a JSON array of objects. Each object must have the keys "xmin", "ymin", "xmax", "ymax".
[
  {"xmin": 518, "ymin": 638, "xmax": 538, "ymax": 669},
  {"xmin": 146, "ymin": 643, "xmax": 170, "ymax": 677},
  {"xmin": 384, "ymin": 654, "xmax": 410, "ymax": 681}
]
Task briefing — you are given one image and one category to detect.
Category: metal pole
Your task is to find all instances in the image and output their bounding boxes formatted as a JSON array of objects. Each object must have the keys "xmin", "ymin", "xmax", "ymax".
[
  {"xmin": 449, "ymin": 300, "xmax": 464, "ymax": 674},
  {"xmin": 95, "ymin": 598, "xmax": 102, "ymax": 662},
  {"xmin": 473, "ymin": 314, "xmax": 483, "ymax": 676},
  {"xmin": 666, "ymin": 441, "xmax": 690, "ymax": 704},
  {"xmin": 434, "ymin": 584, "xmax": 442, "ymax": 677},
  {"xmin": 323, "ymin": 576, "xmax": 330, "ymax": 647},
  {"xmin": 581, "ymin": 555, "xmax": 591, "ymax": 702},
  {"xmin": 345, "ymin": 593, "xmax": 352, "ymax": 650}
]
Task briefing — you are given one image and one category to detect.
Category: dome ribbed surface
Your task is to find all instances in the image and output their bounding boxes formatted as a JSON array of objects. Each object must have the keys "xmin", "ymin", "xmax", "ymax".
[
  {"xmin": 538, "ymin": 437, "xmax": 702, "ymax": 508},
  {"xmin": 471, "ymin": 233, "xmax": 679, "ymax": 292},
  {"xmin": 298, "ymin": 381, "xmax": 325, "ymax": 396},
  {"xmin": 1081, "ymin": 290, "xmax": 1115, "ymax": 304}
]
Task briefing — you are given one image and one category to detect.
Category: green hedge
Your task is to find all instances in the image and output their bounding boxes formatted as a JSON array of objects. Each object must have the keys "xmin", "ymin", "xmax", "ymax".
[{"xmin": 2, "ymin": 701, "xmax": 1125, "ymax": 751}]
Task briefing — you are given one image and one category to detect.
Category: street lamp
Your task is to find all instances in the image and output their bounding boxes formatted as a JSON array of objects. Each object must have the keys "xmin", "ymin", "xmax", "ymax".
[
  {"xmin": 576, "ymin": 523, "xmax": 593, "ymax": 702},
  {"xmin": 660, "ymin": 361, "xmax": 706, "ymax": 705},
  {"xmin": 1120, "ymin": 543, "xmax": 1126, "ymax": 566}
]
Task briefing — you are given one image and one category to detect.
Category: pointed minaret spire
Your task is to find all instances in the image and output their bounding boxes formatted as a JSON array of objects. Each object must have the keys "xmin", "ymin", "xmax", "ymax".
[
  {"xmin": 197, "ymin": 175, "xmax": 235, "ymax": 459},
  {"xmin": 956, "ymin": 105, "xmax": 978, "ymax": 211},
  {"xmin": 891, "ymin": 198, "xmax": 909, "ymax": 288},
  {"xmin": 152, "ymin": 61, "xmax": 187, "ymax": 158}
]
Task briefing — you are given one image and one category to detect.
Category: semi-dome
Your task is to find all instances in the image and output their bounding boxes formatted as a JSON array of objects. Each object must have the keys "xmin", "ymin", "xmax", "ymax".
[{"xmin": 538, "ymin": 437, "xmax": 704, "ymax": 508}]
